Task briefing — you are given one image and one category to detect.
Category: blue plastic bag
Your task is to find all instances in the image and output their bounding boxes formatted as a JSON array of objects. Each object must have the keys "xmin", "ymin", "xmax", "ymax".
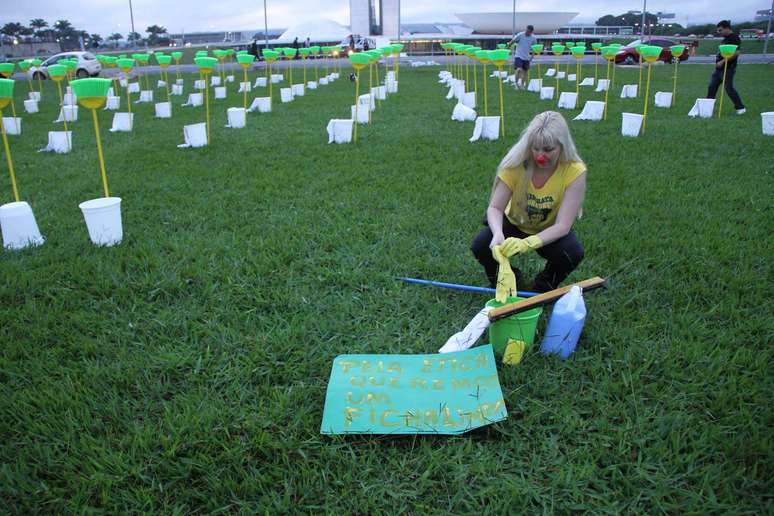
[{"xmin": 540, "ymin": 286, "xmax": 586, "ymax": 360}]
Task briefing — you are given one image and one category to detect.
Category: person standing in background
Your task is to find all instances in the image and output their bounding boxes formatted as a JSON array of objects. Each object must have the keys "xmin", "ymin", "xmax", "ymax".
[
  {"xmin": 508, "ymin": 25, "xmax": 538, "ymax": 90},
  {"xmin": 707, "ymin": 20, "xmax": 746, "ymax": 115}
]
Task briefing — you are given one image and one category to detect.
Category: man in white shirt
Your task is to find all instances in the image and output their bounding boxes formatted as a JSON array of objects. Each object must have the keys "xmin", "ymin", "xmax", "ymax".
[{"xmin": 508, "ymin": 25, "xmax": 538, "ymax": 89}]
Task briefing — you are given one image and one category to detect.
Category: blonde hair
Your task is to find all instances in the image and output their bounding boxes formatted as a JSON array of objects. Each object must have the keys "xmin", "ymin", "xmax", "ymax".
[{"xmin": 492, "ymin": 111, "xmax": 582, "ymax": 224}]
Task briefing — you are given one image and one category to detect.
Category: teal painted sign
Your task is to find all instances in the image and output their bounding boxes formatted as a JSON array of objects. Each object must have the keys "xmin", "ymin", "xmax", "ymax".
[{"xmin": 320, "ymin": 345, "xmax": 508, "ymax": 435}]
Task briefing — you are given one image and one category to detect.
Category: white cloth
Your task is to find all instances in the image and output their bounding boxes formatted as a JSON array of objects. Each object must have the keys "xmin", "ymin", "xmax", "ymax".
[
  {"xmin": 135, "ymin": 90, "xmax": 153, "ymax": 103},
  {"xmin": 350, "ymin": 102, "xmax": 370, "ymax": 123},
  {"xmin": 2, "ymin": 117, "xmax": 21, "ymax": 135},
  {"xmin": 545, "ymin": 68, "xmax": 556, "ymax": 77},
  {"xmin": 557, "ymin": 71, "xmax": 566, "ymax": 79},
  {"xmin": 461, "ymin": 91, "xmax": 476, "ymax": 109},
  {"xmin": 39, "ymin": 131, "xmax": 71, "ymax": 154},
  {"xmin": 688, "ymin": 98, "xmax": 715, "ymax": 118},
  {"xmin": 54, "ymin": 105, "xmax": 78, "ymax": 123},
  {"xmin": 247, "ymin": 97, "xmax": 272, "ymax": 113},
  {"xmin": 438, "ymin": 306, "xmax": 493, "ymax": 354},
  {"xmin": 540, "ymin": 86, "xmax": 555, "ymax": 100},
  {"xmin": 109, "ymin": 113, "xmax": 133, "ymax": 132},
  {"xmin": 655, "ymin": 91, "xmax": 672, "ymax": 108},
  {"xmin": 620, "ymin": 84, "xmax": 638, "ymax": 98},
  {"xmin": 452, "ymin": 103, "xmax": 476, "ymax": 122},
  {"xmin": 119, "ymin": 78, "xmax": 128, "ymax": 88},
  {"xmin": 595, "ymin": 79, "xmax": 610, "ymax": 92},
  {"xmin": 558, "ymin": 92, "xmax": 578, "ymax": 109},
  {"xmin": 157, "ymin": 80, "xmax": 166, "ymax": 88},
  {"xmin": 253, "ymin": 77, "xmax": 268, "ymax": 87},
  {"xmin": 573, "ymin": 101, "xmax": 605, "ymax": 121},
  {"xmin": 214, "ymin": 87, "xmax": 226, "ymax": 99},
  {"xmin": 154, "ymin": 102, "xmax": 171, "ymax": 118},
  {"xmin": 527, "ymin": 79, "xmax": 542, "ymax": 92},
  {"xmin": 568, "ymin": 74, "xmax": 577, "ymax": 82},
  {"xmin": 470, "ymin": 116, "xmax": 500, "ymax": 142},
  {"xmin": 326, "ymin": 119, "xmax": 353, "ymax": 144},
  {"xmin": 177, "ymin": 123, "xmax": 207, "ymax": 148},
  {"xmin": 579, "ymin": 77, "xmax": 595, "ymax": 86},
  {"xmin": 128, "ymin": 82, "xmax": 140, "ymax": 93},
  {"xmin": 225, "ymin": 107, "xmax": 246, "ymax": 128},
  {"xmin": 182, "ymin": 93, "xmax": 203, "ymax": 107}
]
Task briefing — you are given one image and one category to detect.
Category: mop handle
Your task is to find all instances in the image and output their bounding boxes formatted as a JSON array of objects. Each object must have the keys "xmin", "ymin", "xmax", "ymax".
[
  {"xmin": 488, "ymin": 277, "xmax": 606, "ymax": 322},
  {"xmin": 90, "ymin": 108, "xmax": 110, "ymax": 198},
  {"xmin": 397, "ymin": 277, "xmax": 537, "ymax": 298},
  {"xmin": 0, "ymin": 108, "xmax": 20, "ymax": 202}
]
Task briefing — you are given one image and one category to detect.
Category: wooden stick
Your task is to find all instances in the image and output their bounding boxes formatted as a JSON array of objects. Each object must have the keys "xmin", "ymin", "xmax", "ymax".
[{"xmin": 488, "ymin": 277, "xmax": 606, "ymax": 322}]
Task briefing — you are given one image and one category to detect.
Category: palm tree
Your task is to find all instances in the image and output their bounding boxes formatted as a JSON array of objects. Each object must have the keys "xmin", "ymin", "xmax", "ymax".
[
  {"xmin": 145, "ymin": 25, "xmax": 168, "ymax": 45},
  {"xmin": 108, "ymin": 33, "xmax": 123, "ymax": 48},
  {"xmin": 29, "ymin": 18, "xmax": 48, "ymax": 40}
]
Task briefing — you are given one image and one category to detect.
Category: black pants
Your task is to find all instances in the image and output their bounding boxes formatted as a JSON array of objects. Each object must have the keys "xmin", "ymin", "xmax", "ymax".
[
  {"xmin": 470, "ymin": 216, "xmax": 584, "ymax": 293},
  {"xmin": 707, "ymin": 64, "xmax": 745, "ymax": 110}
]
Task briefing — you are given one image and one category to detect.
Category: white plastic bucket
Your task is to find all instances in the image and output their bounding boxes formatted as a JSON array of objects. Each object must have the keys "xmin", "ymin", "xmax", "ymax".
[
  {"xmin": 358, "ymin": 93, "xmax": 375, "ymax": 112},
  {"xmin": 280, "ymin": 88, "xmax": 293, "ymax": 102},
  {"xmin": 540, "ymin": 86, "xmax": 555, "ymax": 100},
  {"xmin": 470, "ymin": 116, "xmax": 500, "ymax": 142},
  {"xmin": 226, "ymin": 75, "xmax": 234, "ymax": 83},
  {"xmin": 79, "ymin": 197, "xmax": 122, "ymax": 246},
  {"xmin": 372, "ymin": 86, "xmax": 387, "ymax": 100},
  {"xmin": 179, "ymin": 123, "xmax": 207, "ymax": 148},
  {"xmin": 386, "ymin": 80, "xmax": 398, "ymax": 94},
  {"xmin": 183, "ymin": 93, "xmax": 203, "ymax": 107},
  {"xmin": 40, "ymin": 131, "xmax": 72, "ymax": 153},
  {"xmin": 655, "ymin": 92, "xmax": 672, "ymax": 108},
  {"xmin": 238, "ymin": 81, "xmax": 251, "ymax": 93},
  {"xmin": 155, "ymin": 102, "xmax": 171, "ymax": 118},
  {"xmin": 320, "ymin": 77, "xmax": 329, "ymax": 85},
  {"xmin": 620, "ymin": 84, "xmax": 638, "ymax": 98},
  {"xmin": 247, "ymin": 97, "xmax": 272, "ymax": 113},
  {"xmin": 568, "ymin": 74, "xmax": 577, "ymax": 82},
  {"xmin": 119, "ymin": 78, "xmax": 128, "ymax": 88},
  {"xmin": 210, "ymin": 76, "xmax": 221, "ymax": 87},
  {"xmin": 387, "ymin": 71, "xmax": 396, "ymax": 82},
  {"xmin": 291, "ymin": 84, "xmax": 305, "ymax": 96},
  {"xmin": 171, "ymin": 84, "xmax": 184, "ymax": 96},
  {"xmin": 307, "ymin": 81, "xmax": 318, "ymax": 89},
  {"xmin": 558, "ymin": 92, "xmax": 578, "ymax": 109},
  {"xmin": 2, "ymin": 117, "xmax": 21, "ymax": 135},
  {"xmin": 110, "ymin": 112, "xmax": 133, "ymax": 132},
  {"xmin": 157, "ymin": 80, "xmax": 166, "ymax": 88},
  {"xmin": 271, "ymin": 74, "xmax": 283, "ymax": 83},
  {"xmin": 557, "ymin": 71, "xmax": 566, "ymax": 79},
  {"xmin": 350, "ymin": 103, "xmax": 370, "ymax": 124},
  {"xmin": 194, "ymin": 80, "xmax": 206, "ymax": 90},
  {"xmin": 762, "ymin": 112, "xmax": 774, "ymax": 136},
  {"xmin": 573, "ymin": 101, "xmax": 605, "ymax": 121},
  {"xmin": 226, "ymin": 107, "xmax": 246, "ymax": 128},
  {"xmin": 0, "ymin": 201, "xmax": 44, "ymax": 250},
  {"xmin": 527, "ymin": 78, "xmax": 542, "ymax": 92},
  {"xmin": 138, "ymin": 90, "xmax": 153, "ymax": 103},
  {"xmin": 24, "ymin": 99, "xmax": 38, "ymax": 114},
  {"xmin": 254, "ymin": 77, "xmax": 267, "ymax": 87},
  {"xmin": 104, "ymin": 96, "xmax": 120, "ymax": 110},
  {"xmin": 595, "ymin": 79, "xmax": 609, "ymax": 92},
  {"xmin": 688, "ymin": 98, "xmax": 715, "ymax": 118},
  {"xmin": 326, "ymin": 119, "xmax": 353, "ymax": 144},
  {"xmin": 128, "ymin": 82, "xmax": 140, "ymax": 93},
  {"xmin": 621, "ymin": 112, "xmax": 644, "ymax": 137},
  {"xmin": 28, "ymin": 91, "xmax": 41, "ymax": 101},
  {"xmin": 55, "ymin": 105, "xmax": 78, "ymax": 123}
]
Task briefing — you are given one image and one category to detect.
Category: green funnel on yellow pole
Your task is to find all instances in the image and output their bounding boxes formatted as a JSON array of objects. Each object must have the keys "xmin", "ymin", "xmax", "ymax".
[
  {"xmin": 591, "ymin": 42, "xmax": 602, "ymax": 81},
  {"xmin": 717, "ymin": 44, "xmax": 737, "ymax": 117},
  {"xmin": 632, "ymin": 44, "xmax": 644, "ymax": 97},
  {"xmin": 551, "ymin": 44, "xmax": 564, "ymax": 98},
  {"xmin": 531, "ymin": 44, "xmax": 544, "ymax": 80},
  {"xmin": 669, "ymin": 45, "xmax": 685, "ymax": 104},
  {"xmin": 30, "ymin": 58, "xmax": 43, "ymax": 94},
  {"xmin": 298, "ymin": 48, "xmax": 311, "ymax": 90},
  {"xmin": 237, "ymin": 53, "xmax": 256, "ymax": 109},
  {"xmin": 156, "ymin": 54, "xmax": 172, "ymax": 101},
  {"xmin": 608, "ymin": 44, "xmax": 621, "ymax": 90},
  {"xmin": 171, "ymin": 51, "xmax": 183, "ymax": 82},
  {"xmin": 262, "ymin": 49, "xmax": 279, "ymax": 110},
  {"xmin": 475, "ymin": 50, "xmax": 491, "ymax": 115},
  {"xmin": 195, "ymin": 57, "xmax": 217, "ymax": 145},
  {"xmin": 48, "ymin": 64, "xmax": 71, "ymax": 137},
  {"xmin": 18, "ymin": 60, "xmax": 35, "ymax": 95},
  {"xmin": 117, "ymin": 58, "xmax": 134, "ymax": 113},
  {"xmin": 571, "ymin": 46, "xmax": 585, "ymax": 98},
  {"xmin": 392, "ymin": 43, "xmax": 404, "ymax": 81},
  {"xmin": 71, "ymin": 78, "xmax": 113, "ymax": 197},
  {"xmin": 310, "ymin": 46, "xmax": 321, "ymax": 81},
  {"xmin": 349, "ymin": 53, "xmax": 369, "ymax": 142},
  {"xmin": 0, "ymin": 79, "xmax": 21, "ymax": 202},
  {"xmin": 283, "ymin": 48, "xmax": 298, "ymax": 87},
  {"xmin": 600, "ymin": 46, "xmax": 616, "ymax": 120},
  {"xmin": 0, "ymin": 64, "xmax": 19, "ymax": 124},
  {"xmin": 639, "ymin": 45, "xmax": 661, "ymax": 133}
]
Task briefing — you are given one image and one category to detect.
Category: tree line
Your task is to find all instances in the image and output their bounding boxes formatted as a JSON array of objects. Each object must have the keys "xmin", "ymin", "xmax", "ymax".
[
  {"xmin": 1, "ymin": 19, "xmax": 170, "ymax": 50},
  {"xmin": 596, "ymin": 11, "xmax": 772, "ymax": 37}
]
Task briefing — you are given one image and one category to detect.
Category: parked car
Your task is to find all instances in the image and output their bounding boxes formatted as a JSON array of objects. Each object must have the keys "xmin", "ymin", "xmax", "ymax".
[
  {"xmin": 615, "ymin": 38, "xmax": 690, "ymax": 64},
  {"xmin": 340, "ymin": 35, "xmax": 376, "ymax": 54},
  {"xmin": 27, "ymin": 51, "xmax": 101, "ymax": 80}
]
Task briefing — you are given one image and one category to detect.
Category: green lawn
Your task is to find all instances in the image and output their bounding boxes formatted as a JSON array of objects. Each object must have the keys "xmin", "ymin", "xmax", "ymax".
[{"xmin": 1, "ymin": 63, "xmax": 772, "ymax": 513}]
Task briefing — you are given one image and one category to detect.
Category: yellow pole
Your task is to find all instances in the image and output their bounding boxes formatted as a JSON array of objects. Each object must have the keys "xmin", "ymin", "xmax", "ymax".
[
  {"xmin": 368, "ymin": 62, "xmax": 373, "ymax": 124},
  {"xmin": 638, "ymin": 60, "xmax": 643, "ymax": 97},
  {"xmin": 611, "ymin": 60, "xmax": 617, "ymax": 91},
  {"xmin": 353, "ymin": 70, "xmax": 360, "ymax": 142},
  {"xmin": 125, "ymin": 72, "xmax": 132, "ymax": 114},
  {"xmin": 594, "ymin": 50, "xmax": 598, "ymax": 81},
  {"xmin": 10, "ymin": 100, "xmax": 20, "ymax": 134},
  {"xmin": 483, "ymin": 63, "xmax": 488, "ymax": 115},
  {"xmin": 0, "ymin": 108, "xmax": 20, "ymax": 202},
  {"xmin": 90, "ymin": 109, "xmax": 110, "ymax": 198},
  {"xmin": 717, "ymin": 60, "xmax": 728, "ymax": 118},
  {"xmin": 473, "ymin": 59, "xmax": 478, "ymax": 106},
  {"xmin": 55, "ymin": 81, "xmax": 69, "ymax": 136},
  {"xmin": 576, "ymin": 59, "xmax": 580, "ymax": 96},
  {"xmin": 303, "ymin": 59, "xmax": 307, "ymax": 92},
  {"xmin": 289, "ymin": 59, "xmax": 293, "ymax": 89},
  {"xmin": 375, "ymin": 59, "xmax": 381, "ymax": 108},
  {"xmin": 243, "ymin": 69, "xmax": 248, "ymax": 110},
  {"xmin": 498, "ymin": 66, "xmax": 505, "ymax": 138},
  {"xmin": 205, "ymin": 78, "xmax": 210, "ymax": 145},
  {"xmin": 603, "ymin": 60, "xmax": 611, "ymax": 121},
  {"xmin": 268, "ymin": 62, "xmax": 272, "ymax": 109},
  {"xmin": 555, "ymin": 57, "xmax": 560, "ymax": 97},
  {"xmin": 672, "ymin": 59, "xmax": 678, "ymax": 104},
  {"xmin": 642, "ymin": 63, "xmax": 653, "ymax": 133}
]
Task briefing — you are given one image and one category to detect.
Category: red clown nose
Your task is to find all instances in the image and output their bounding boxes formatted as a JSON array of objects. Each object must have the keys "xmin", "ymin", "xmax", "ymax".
[{"xmin": 536, "ymin": 154, "xmax": 547, "ymax": 166}]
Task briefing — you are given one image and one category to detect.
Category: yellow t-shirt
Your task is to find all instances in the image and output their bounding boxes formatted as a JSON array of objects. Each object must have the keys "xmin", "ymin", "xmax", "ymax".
[{"xmin": 497, "ymin": 160, "xmax": 586, "ymax": 234}]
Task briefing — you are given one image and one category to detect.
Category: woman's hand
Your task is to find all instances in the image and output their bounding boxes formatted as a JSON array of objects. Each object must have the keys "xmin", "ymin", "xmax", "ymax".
[{"xmin": 489, "ymin": 232, "xmax": 505, "ymax": 249}]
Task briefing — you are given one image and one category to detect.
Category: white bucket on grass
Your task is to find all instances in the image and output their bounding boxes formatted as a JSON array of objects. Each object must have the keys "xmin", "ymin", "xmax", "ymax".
[
  {"xmin": 573, "ymin": 101, "xmax": 605, "ymax": 121},
  {"xmin": 254, "ymin": 77, "xmax": 267, "ymax": 87},
  {"xmin": 688, "ymin": 98, "xmax": 715, "ymax": 118},
  {"xmin": 182, "ymin": 93, "xmax": 203, "ymax": 107},
  {"xmin": 127, "ymin": 82, "xmax": 140, "ymax": 93},
  {"xmin": 104, "ymin": 96, "xmax": 120, "ymax": 110},
  {"xmin": 79, "ymin": 197, "xmax": 122, "ymax": 246},
  {"xmin": 470, "ymin": 116, "xmax": 500, "ymax": 142},
  {"xmin": 247, "ymin": 97, "xmax": 272, "ymax": 113},
  {"xmin": 350, "ymin": 103, "xmax": 370, "ymax": 123},
  {"xmin": 178, "ymin": 123, "xmax": 207, "ymax": 148},
  {"xmin": 280, "ymin": 88, "xmax": 293, "ymax": 102},
  {"xmin": 557, "ymin": 71, "xmax": 566, "ymax": 79},
  {"xmin": 214, "ymin": 87, "xmax": 226, "ymax": 99},
  {"xmin": 271, "ymin": 74, "xmax": 283, "ymax": 83},
  {"xmin": 595, "ymin": 79, "xmax": 609, "ymax": 92},
  {"xmin": 137, "ymin": 90, "xmax": 153, "ymax": 103},
  {"xmin": 24, "ymin": 100, "xmax": 38, "ymax": 114},
  {"xmin": 307, "ymin": 81, "xmax": 318, "ymax": 89},
  {"xmin": 655, "ymin": 92, "xmax": 672, "ymax": 108},
  {"xmin": 319, "ymin": 77, "xmax": 329, "ymax": 85},
  {"xmin": 386, "ymin": 80, "xmax": 398, "ymax": 94},
  {"xmin": 452, "ymin": 103, "xmax": 476, "ymax": 122},
  {"xmin": 226, "ymin": 107, "xmax": 246, "ymax": 128},
  {"xmin": 110, "ymin": 113, "xmax": 133, "ymax": 132},
  {"xmin": 226, "ymin": 75, "xmax": 234, "ymax": 83},
  {"xmin": 171, "ymin": 84, "xmax": 184, "ymax": 96},
  {"xmin": 527, "ymin": 78, "xmax": 542, "ymax": 92},
  {"xmin": 621, "ymin": 112, "xmax": 643, "ymax": 137},
  {"xmin": 211, "ymin": 76, "xmax": 221, "ymax": 87},
  {"xmin": 762, "ymin": 112, "xmax": 774, "ymax": 136},
  {"xmin": 2, "ymin": 117, "xmax": 21, "ymax": 135},
  {"xmin": 0, "ymin": 201, "xmax": 44, "ymax": 250},
  {"xmin": 155, "ymin": 102, "xmax": 171, "ymax": 118},
  {"xmin": 39, "ymin": 131, "xmax": 71, "ymax": 153},
  {"xmin": 620, "ymin": 84, "xmax": 638, "ymax": 98},
  {"xmin": 326, "ymin": 119, "xmax": 353, "ymax": 144},
  {"xmin": 558, "ymin": 92, "xmax": 577, "ymax": 109},
  {"xmin": 540, "ymin": 86, "xmax": 555, "ymax": 100},
  {"xmin": 291, "ymin": 84, "xmax": 305, "ymax": 96},
  {"xmin": 194, "ymin": 80, "xmax": 205, "ymax": 90},
  {"xmin": 238, "ymin": 82, "xmax": 251, "ymax": 93},
  {"xmin": 157, "ymin": 80, "xmax": 166, "ymax": 88},
  {"xmin": 55, "ymin": 105, "xmax": 78, "ymax": 123}
]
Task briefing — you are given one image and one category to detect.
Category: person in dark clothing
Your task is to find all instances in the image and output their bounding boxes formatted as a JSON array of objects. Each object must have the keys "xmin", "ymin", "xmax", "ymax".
[{"xmin": 706, "ymin": 20, "xmax": 745, "ymax": 114}]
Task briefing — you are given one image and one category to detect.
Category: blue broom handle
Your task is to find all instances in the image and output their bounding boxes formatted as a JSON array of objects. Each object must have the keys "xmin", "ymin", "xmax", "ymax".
[{"xmin": 398, "ymin": 277, "xmax": 538, "ymax": 298}]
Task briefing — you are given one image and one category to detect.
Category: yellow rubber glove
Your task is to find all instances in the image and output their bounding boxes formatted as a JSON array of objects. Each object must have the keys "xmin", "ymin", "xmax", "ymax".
[
  {"xmin": 492, "ymin": 244, "xmax": 516, "ymax": 303},
  {"xmin": 503, "ymin": 339, "xmax": 526, "ymax": 365},
  {"xmin": 501, "ymin": 235, "xmax": 543, "ymax": 257}
]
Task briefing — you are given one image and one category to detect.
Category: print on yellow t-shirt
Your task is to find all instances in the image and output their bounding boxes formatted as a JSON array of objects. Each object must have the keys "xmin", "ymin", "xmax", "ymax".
[{"xmin": 497, "ymin": 160, "xmax": 586, "ymax": 235}]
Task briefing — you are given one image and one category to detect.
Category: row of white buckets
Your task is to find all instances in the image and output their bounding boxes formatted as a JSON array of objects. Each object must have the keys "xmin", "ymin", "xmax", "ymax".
[{"xmin": 0, "ymin": 198, "xmax": 122, "ymax": 250}]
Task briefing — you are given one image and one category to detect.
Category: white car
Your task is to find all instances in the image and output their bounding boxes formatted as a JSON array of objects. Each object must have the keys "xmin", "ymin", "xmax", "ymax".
[{"xmin": 27, "ymin": 51, "xmax": 102, "ymax": 80}]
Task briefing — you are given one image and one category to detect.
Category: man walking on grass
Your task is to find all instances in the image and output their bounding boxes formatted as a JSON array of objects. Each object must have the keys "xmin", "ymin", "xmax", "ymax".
[
  {"xmin": 508, "ymin": 25, "xmax": 537, "ymax": 90},
  {"xmin": 707, "ymin": 20, "xmax": 746, "ymax": 114}
]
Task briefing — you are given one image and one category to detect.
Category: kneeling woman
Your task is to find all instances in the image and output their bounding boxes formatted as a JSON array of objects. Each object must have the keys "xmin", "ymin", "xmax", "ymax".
[{"xmin": 471, "ymin": 111, "xmax": 587, "ymax": 293}]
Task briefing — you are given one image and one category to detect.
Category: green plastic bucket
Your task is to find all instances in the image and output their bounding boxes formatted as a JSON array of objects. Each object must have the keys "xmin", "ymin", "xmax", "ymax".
[{"xmin": 486, "ymin": 297, "xmax": 543, "ymax": 355}]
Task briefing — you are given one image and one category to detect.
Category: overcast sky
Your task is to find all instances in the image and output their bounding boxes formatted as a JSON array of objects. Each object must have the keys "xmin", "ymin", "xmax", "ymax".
[{"xmin": 3, "ymin": 0, "xmax": 765, "ymax": 36}]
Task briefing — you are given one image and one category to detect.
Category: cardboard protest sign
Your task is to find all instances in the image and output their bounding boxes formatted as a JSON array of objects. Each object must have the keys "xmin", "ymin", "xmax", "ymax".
[{"xmin": 320, "ymin": 345, "xmax": 507, "ymax": 435}]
